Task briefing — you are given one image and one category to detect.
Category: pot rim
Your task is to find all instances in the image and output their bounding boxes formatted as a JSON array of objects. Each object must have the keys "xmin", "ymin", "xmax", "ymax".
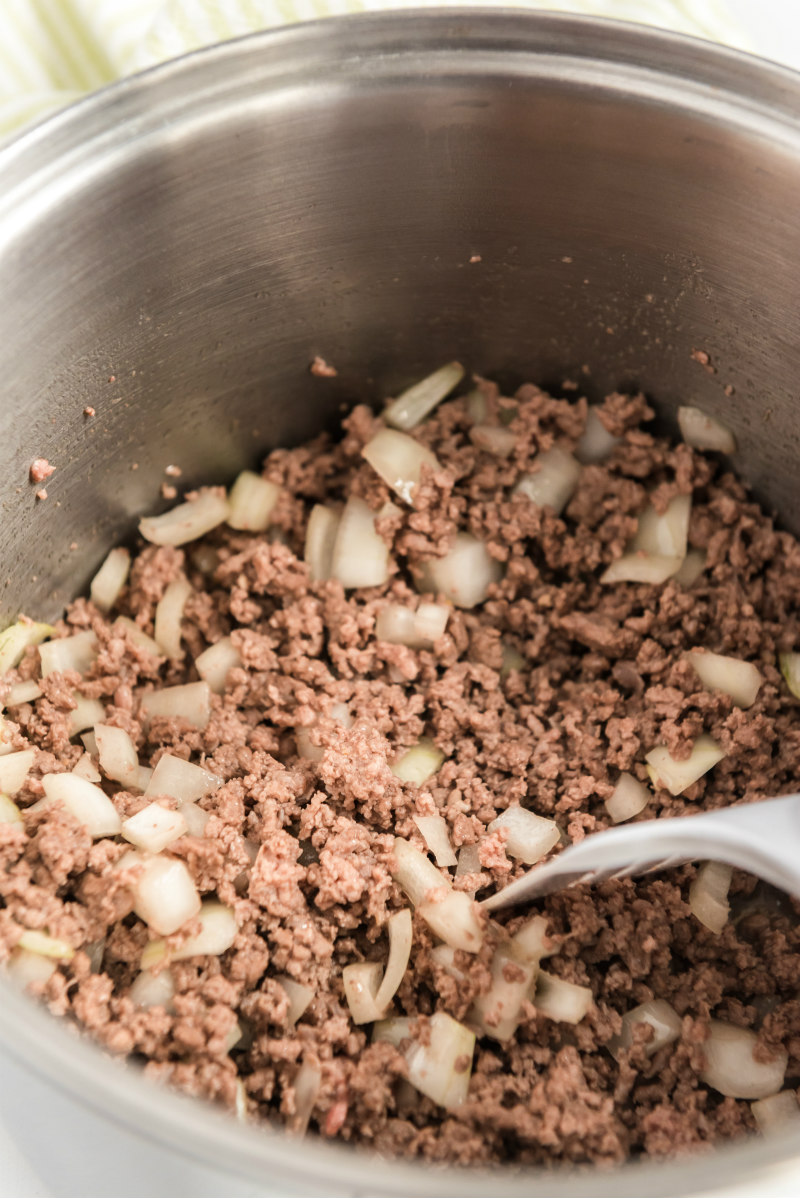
[{"xmin": 0, "ymin": 9, "xmax": 799, "ymax": 1196}]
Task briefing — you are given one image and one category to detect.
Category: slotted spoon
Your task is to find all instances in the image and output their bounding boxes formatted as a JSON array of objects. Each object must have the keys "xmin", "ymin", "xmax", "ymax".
[{"xmin": 482, "ymin": 794, "xmax": 800, "ymax": 912}]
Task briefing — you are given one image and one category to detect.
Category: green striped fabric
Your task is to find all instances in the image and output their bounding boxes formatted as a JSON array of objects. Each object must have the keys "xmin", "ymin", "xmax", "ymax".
[{"xmin": 0, "ymin": 0, "xmax": 752, "ymax": 141}]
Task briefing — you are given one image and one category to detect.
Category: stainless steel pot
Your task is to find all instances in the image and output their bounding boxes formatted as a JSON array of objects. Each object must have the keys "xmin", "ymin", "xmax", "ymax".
[{"xmin": 0, "ymin": 10, "xmax": 799, "ymax": 1196}]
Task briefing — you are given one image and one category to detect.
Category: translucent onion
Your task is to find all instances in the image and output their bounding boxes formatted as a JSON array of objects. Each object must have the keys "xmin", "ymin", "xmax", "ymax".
[
  {"xmin": 412, "ymin": 814, "xmax": 456, "ymax": 867},
  {"xmin": 90, "ymin": 547, "xmax": 130, "ymax": 612},
  {"xmin": 700, "ymin": 1020, "xmax": 787, "ymax": 1099},
  {"xmin": 304, "ymin": 504, "xmax": 341, "ymax": 583},
  {"xmin": 114, "ymin": 616, "xmax": 162, "ymax": 658},
  {"xmin": 514, "ymin": 447, "xmax": 581, "ymax": 515},
  {"xmin": 139, "ymin": 490, "xmax": 229, "ymax": 547},
  {"xmin": 384, "ymin": 361, "xmax": 464, "ymax": 431},
  {"xmin": 611, "ymin": 999, "xmax": 682, "ymax": 1060},
  {"xmin": 500, "ymin": 643, "xmax": 526, "ymax": 678},
  {"xmin": 343, "ymin": 961, "xmax": 385, "ymax": 1025},
  {"xmin": 6, "ymin": 948, "xmax": 58, "ymax": 987},
  {"xmin": 0, "ymin": 748, "xmax": 35, "ymax": 796},
  {"xmin": 429, "ymin": 944, "xmax": 467, "ymax": 982},
  {"xmin": 129, "ymin": 967, "xmax": 176, "ymax": 1011},
  {"xmin": 374, "ymin": 908, "xmax": 413, "ymax": 1010},
  {"xmin": 5, "ymin": 680, "xmax": 42, "ymax": 705},
  {"xmin": 488, "ymin": 806, "xmax": 560, "ymax": 865},
  {"xmin": 72, "ymin": 753, "xmax": 101, "ymax": 783},
  {"xmin": 295, "ymin": 703, "xmax": 351, "ymax": 762},
  {"xmin": 274, "ymin": 975, "xmax": 314, "ymax": 1026},
  {"xmin": 469, "ymin": 424, "xmax": 517, "ymax": 458},
  {"xmin": 678, "ymin": 406, "xmax": 736, "ymax": 454},
  {"xmin": 689, "ymin": 861, "xmax": 732, "ymax": 934},
  {"xmin": 132, "ymin": 856, "xmax": 202, "ymax": 937},
  {"xmin": 362, "ymin": 428, "xmax": 441, "ymax": 504},
  {"xmin": 464, "ymin": 388, "xmax": 487, "ymax": 424},
  {"xmin": 94, "ymin": 724, "xmax": 139, "ymax": 787},
  {"xmin": 376, "ymin": 602, "xmax": 449, "ymax": 649},
  {"xmin": 509, "ymin": 915, "xmax": 558, "ymax": 964},
  {"xmin": 140, "ymin": 899, "xmax": 236, "ymax": 965},
  {"xmin": 779, "ymin": 651, "xmax": 800, "ymax": 700},
  {"xmin": 122, "ymin": 802, "xmax": 187, "ymax": 854},
  {"xmin": 179, "ymin": 799, "xmax": 210, "ymax": 838},
  {"xmin": 605, "ymin": 772, "xmax": 650, "ymax": 824},
  {"xmin": 533, "ymin": 971, "xmax": 593, "ymax": 1024},
  {"xmin": 416, "ymin": 533, "xmax": 502, "ymax": 609},
  {"xmin": 632, "ymin": 494, "xmax": 691, "ymax": 559},
  {"xmin": 41, "ymin": 772, "xmax": 121, "ymax": 837},
  {"xmin": 455, "ymin": 842, "xmax": 482, "ymax": 879},
  {"xmin": 470, "ymin": 947, "xmax": 538, "ymax": 1041},
  {"xmin": 140, "ymin": 681, "xmax": 212, "ymax": 730},
  {"xmin": 687, "ymin": 649, "xmax": 762, "ymax": 708},
  {"xmin": 145, "ymin": 752, "xmax": 222, "ymax": 804},
  {"xmin": 227, "ymin": 470, "xmax": 281, "ymax": 531},
  {"xmin": 645, "ymin": 735, "xmax": 725, "ymax": 795},
  {"xmin": 391, "ymin": 837, "xmax": 448, "ymax": 906},
  {"xmin": 673, "ymin": 549, "xmax": 707, "ymax": 588},
  {"xmin": 372, "ymin": 1016, "xmax": 412, "ymax": 1047},
  {"xmin": 39, "ymin": 630, "xmax": 98, "ymax": 678},
  {"xmin": 391, "ymin": 739, "xmax": 444, "ymax": 785},
  {"xmin": 0, "ymin": 620, "xmax": 54, "ymax": 676},
  {"xmin": 289, "ymin": 1060, "xmax": 321, "ymax": 1136},
  {"xmin": 405, "ymin": 1011, "xmax": 475, "ymax": 1109},
  {"xmin": 330, "ymin": 496, "xmax": 390, "ymax": 589},
  {"xmin": 751, "ymin": 1091, "xmax": 800, "ymax": 1135},
  {"xmin": 0, "ymin": 793, "xmax": 23, "ymax": 823},
  {"xmin": 69, "ymin": 694, "xmax": 106, "ymax": 738},
  {"xmin": 601, "ymin": 552, "xmax": 684, "ymax": 585},
  {"xmin": 136, "ymin": 765, "xmax": 153, "ymax": 791},
  {"xmin": 391, "ymin": 838, "xmax": 483, "ymax": 953},
  {"xmin": 575, "ymin": 409, "xmax": 619, "ymax": 464},
  {"xmin": 17, "ymin": 928, "xmax": 75, "ymax": 959},
  {"xmin": 195, "ymin": 636, "xmax": 242, "ymax": 695},
  {"xmin": 154, "ymin": 577, "xmax": 192, "ymax": 660}
]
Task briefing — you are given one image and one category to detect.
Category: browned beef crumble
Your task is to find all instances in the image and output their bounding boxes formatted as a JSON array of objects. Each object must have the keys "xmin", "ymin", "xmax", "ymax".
[{"xmin": 1, "ymin": 378, "xmax": 799, "ymax": 1168}]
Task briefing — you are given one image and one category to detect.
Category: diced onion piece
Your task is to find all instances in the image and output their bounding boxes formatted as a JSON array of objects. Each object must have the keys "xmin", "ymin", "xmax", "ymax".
[
  {"xmin": 136, "ymin": 766, "xmax": 153, "ymax": 792},
  {"xmin": 464, "ymin": 388, "xmax": 487, "ymax": 424},
  {"xmin": 575, "ymin": 409, "xmax": 619, "ymax": 464},
  {"xmin": 374, "ymin": 908, "xmax": 413, "ymax": 1010},
  {"xmin": 416, "ymin": 533, "xmax": 502, "ymax": 609},
  {"xmin": 488, "ymin": 807, "xmax": 559, "ymax": 865},
  {"xmin": 362, "ymin": 428, "xmax": 440, "ymax": 505},
  {"xmin": 406, "ymin": 1011, "xmax": 475, "ymax": 1109},
  {"xmin": 376, "ymin": 602, "xmax": 449, "ymax": 649},
  {"xmin": 114, "ymin": 616, "xmax": 161, "ymax": 658},
  {"xmin": 90, "ymin": 547, "xmax": 130, "ymax": 612},
  {"xmin": 129, "ymin": 967, "xmax": 176, "ymax": 1010},
  {"xmin": 295, "ymin": 704, "xmax": 351, "ymax": 762},
  {"xmin": 6, "ymin": 948, "xmax": 57, "ymax": 987},
  {"xmin": 414, "ymin": 602, "xmax": 449, "ymax": 645},
  {"xmin": 41, "ymin": 772, "xmax": 121, "ymax": 837},
  {"xmin": 689, "ymin": 861, "xmax": 732, "ymax": 934},
  {"xmin": 154, "ymin": 577, "xmax": 192, "ymax": 660},
  {"xmin": 413, "ymin": 814, "xmax": 456, "ymax": 867},
  {"xmin": 275, "ymin": 976, "xmax": 314, "ymax": 1026},
  {"xmin": 514, "ymin": 447, "xmax": 581, "ymax": 515},
  {"xmin": 145, "ymin": 752, "xmax": 221, "ymax": 804},
  {"xmin": 0, "ymin": 620, "xmax": 54, "ymax": 676},
  {"xmin": 533, "ymin": 971, "xmax": 593, "ymax": 1024},
  {"xmin": 391, "ymin": 739, "xmax": 444, "ymax": 785},
  {"xmin": 601, "ymin": 552, "xmax": 683, "ymax": 585},
  {"xmin": 0, "ymin": 793, "xmax": 23, "ymax": 823},
  {"xmin": 40, "ymin": 630, "xmax": 98, "ymax": 678},
  {"xmin": 417, "ymin": 890, "xmax": 483, "ymax": 954},
  {"xmin": 140, "ymin": 899, "xmax": 235, "ymax": 964},
  {"xmin": 469, "ymin": 424, "xmax": 517, "ymax": 458},
  {"xmin": 69, "ymin": 694, "xmax": 106, "ymax": 738},
  {"xmin": 0, "ymin": 715, "xmax": 16, "ymax": 754},
  {"xmin": 391, "ymin": 837, "xmax": 448, "ymax": 907},
  {"xmin": 678, "ymin": 406, "xmax": 736, "ymax": 454},
  {"xmin": 611, "ymin": 999, "xmax": 682, "ymax": 1060},
  {"xmin": 234, "ymin": 1080, "xmax": 249, "ymax": 1122},
  {"xmin": 429, "ymin": 943, "xmax": 467, "ymax": 982},
  {"xmin": 673, "ymin": 549, "xmax": 706, "ymax": 588},
  {"xmin": 85, "ymin": 938, "xmax": 105, "ymax": 973},
  {"xmin": 455, "ymin": 842, "xmax": 482, "ymax": 879},
  {"xmin": 132, "ymin": 856, "xmax": 201, "ymax": 937},
  {"xmin": 304, "ymin": 504, "xmax": 340, "ymax": 583},
  {"xmin": 290, "ymin": 1061, "xmax": 321, "ymax": 1136},
  {"xmin": 122, "ymin": 802, "xmax": 187, "ymax": 854},
  {"xmin": 645, "ymin": 735, "xmax": 725, "ymax": 795},
  {"xmin": 227, "ymin": 470, "xmax": 280, "ymax": 531},
  {"xmin": 509, "ymin": 915, "xmax": 558, "ymax": 964},
  {"xmin": 632, "ymin": 494, "xmax": 691, "ymax": 559},
  {"xmin": 330, "ymin": 496, "xmax": 390, "ymax": 589},
  {"xmin": 751, "ymin": 1091, "xmax": 800, "ymax": 1134},
  {"xmin": 195, "ymin": 636, "xmax": 242, "ymax": 694},
  {"xmin": 17, "ymin": 928, "xmax": 75, "ymax": 960},
  {"xmin": 373, "ymin": 1016, "xmax": 412, "ymax": 1047},
  {"xmin": 140, "ymin": 681, "xmax": 211, "ymax": 730},
  {"xmin": 700, "ymin": 1020, "xmax": 787, "ymax": 1099},
  {"xmin": 0, "ymin": 748, "xmax": 35, "ymax": 796},
  {"xmin": 72, "ymin": 753, "xmax": 101, "ymax": 783},
  {"xmin": 780, "ymin": 652, "xmax": 800, "ymax": 700},
  {"xmin": 4, "ymin": 679, "xmax": 42, "ymax": 706},
  {"xmin": 384, "ymin": 361, "xmax": 464, "ymax": 431},
  {"xmin": 81, "ymin": 730, "xmax": 98, "ymax": 757},
  {"xmin": 687, "ymin": 649, "xmax": 762, "ymax": 708},
  {"xmin": 180, "ymin": 800, "xmax": 210, "ymax": 838},
  {"xmin": 343, "ymin": 961, "xmax": 385, "ymax": 1024},
  {"xmin": 605, "ymin": 772, "xmax": 650, "ymax": 824},
  {"xmin": 139, "ymin": 490, "xmax": 229, "ymax": 546},
  {"xmin": 500, "ymin": 643, "xmax": 526, "ymax": 678},
  {"xmin": 94, "ymin": 724, "xmax": 139, "ymax": 787},
  {"xmin": 470, "ymin": 947, "xmax": 537, "ymax": 1041}
]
